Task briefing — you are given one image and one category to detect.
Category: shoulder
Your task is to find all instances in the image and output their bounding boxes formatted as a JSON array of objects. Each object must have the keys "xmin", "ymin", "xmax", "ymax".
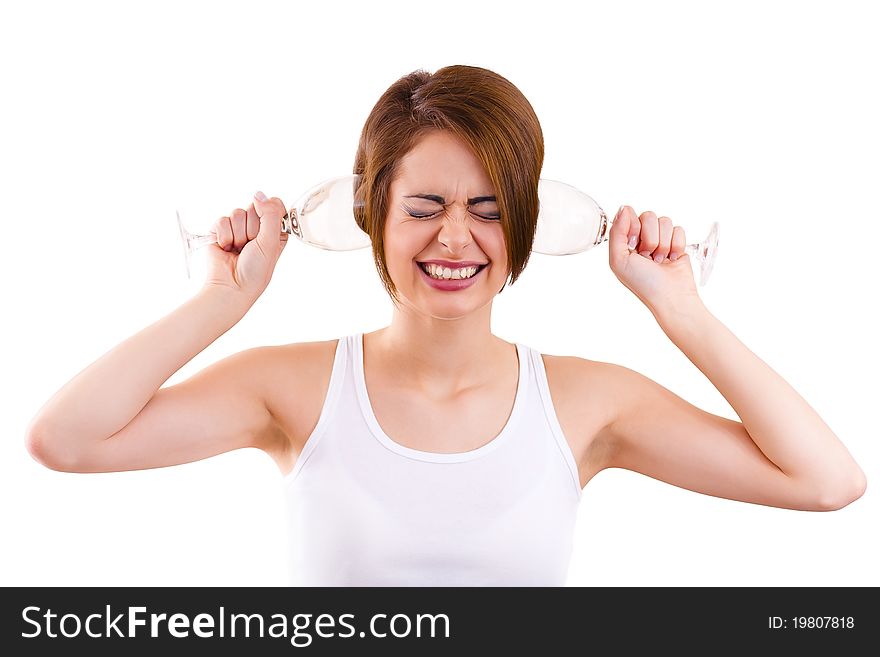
[
  {"xmin": 243, "ymin": 337, "xmax": 340, "ymax": 369},
  {"xmin": 539, "ymin": 351, "xmax": 624, "ymax": 400},
  {"xmin": 540, "ymin": 351, "xmax": 639, "ymax": 401},
  {"xmin": 252, "ymin": 338, "xmax": 341, "ymax": 407},
  {"xmin": 260, "ymin": 338, "xmax": 341, "ymax": 370}
]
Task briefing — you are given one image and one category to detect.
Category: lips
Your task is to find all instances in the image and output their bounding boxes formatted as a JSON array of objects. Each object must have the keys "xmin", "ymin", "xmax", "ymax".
[{"xmin": 417, "ymin": 259, "xmax": 488, "ymax": 268}]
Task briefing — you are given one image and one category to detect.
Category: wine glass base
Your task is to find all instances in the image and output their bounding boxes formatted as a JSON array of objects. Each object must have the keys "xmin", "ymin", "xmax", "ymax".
[
  {"xmin": 698, "ymin": 222, "xmax": 720, "ymax": 287},
  {"xmin": 176, "ymin": 210, "xmax": 193, "ymax": 279}
]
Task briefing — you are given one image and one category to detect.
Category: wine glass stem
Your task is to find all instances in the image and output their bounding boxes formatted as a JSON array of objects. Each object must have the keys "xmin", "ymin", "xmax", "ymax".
[
  {"xmin": 684, "ymin": 241, "xmax": 706, "ymax": 259},
  {"xmin": 188, "ymin": 213, "xmax": 294, "ymax": 251},
  {"xmin": 188, "ymin": 233, "xmax": 218, "ymax": 250},
  {"xmin": 187, "ymin": 221, "xmax": 291, "ymax": 251},
  {"xmin": 606, "ymin": 217, "xmax": 707, "ymax": 258}
]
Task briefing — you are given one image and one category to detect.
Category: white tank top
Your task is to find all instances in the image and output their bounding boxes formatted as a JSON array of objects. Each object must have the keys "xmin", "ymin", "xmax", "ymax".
[{"xmin": 282, "ymin": 333, "xmax": 583, "ymax": 586}]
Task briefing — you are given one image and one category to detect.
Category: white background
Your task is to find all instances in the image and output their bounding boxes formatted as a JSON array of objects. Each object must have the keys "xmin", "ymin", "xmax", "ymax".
[{"xmin": 2, "ymin": 0, "xmax": 876, "ymax": 587}]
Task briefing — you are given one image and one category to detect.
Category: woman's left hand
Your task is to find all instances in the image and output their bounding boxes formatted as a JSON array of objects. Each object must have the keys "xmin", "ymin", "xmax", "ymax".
[{"xmin": 608, "ymin": 205, "xmax": 700, "ymax": 314}]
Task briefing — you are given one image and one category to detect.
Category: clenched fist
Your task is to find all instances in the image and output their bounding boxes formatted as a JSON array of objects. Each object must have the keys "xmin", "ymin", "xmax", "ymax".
[
  {"xmin": 608, "ymin": 205, "xmax": 700, "ymax": 314},
  {"xmin": 202, "ymin": 191, "xmax": 290, "ymax": 302}
]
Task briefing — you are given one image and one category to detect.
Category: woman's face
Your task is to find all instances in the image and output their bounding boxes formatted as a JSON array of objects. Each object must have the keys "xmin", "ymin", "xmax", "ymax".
[{"xmin": 383, "ymin": 130, "xmax": 509, "ymax": 318}]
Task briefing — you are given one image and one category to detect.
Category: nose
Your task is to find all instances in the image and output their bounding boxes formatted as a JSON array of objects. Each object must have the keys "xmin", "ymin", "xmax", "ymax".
[{"xmin": 436, "ymin": 206, "xmax": 474, "ymax": 252}]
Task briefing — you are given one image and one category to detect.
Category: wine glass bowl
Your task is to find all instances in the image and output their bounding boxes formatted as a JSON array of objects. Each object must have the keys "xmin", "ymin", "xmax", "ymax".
[
  {"xmin": 282, "ymin": 175, "xmax": 369, "ymax": 251},
  {"xmin": 533, "ymin": 178, "xmax": 607, "ymax": 254}
]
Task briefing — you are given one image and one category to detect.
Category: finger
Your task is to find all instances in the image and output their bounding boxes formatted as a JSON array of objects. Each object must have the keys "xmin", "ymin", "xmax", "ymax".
[
  {"xmin": 246, "ymin": 203, "xmax": 259, "ymax": 241},
  {"xmin": 215, "ymin": 216, "xmax": 233, "ymax": 251},
  {"xmin": 253, "ymin": 191, "xmax": 285, "ymax": 255},
  {"xmin": 230, "ymin": 208, "xmax": 248, "ymax": 251},
  {"xmin": 652, "ymin": 216, "xmax": 673, "ymax": 262},
  {"xmin": 669, "ymin": 225, "xmax": 686, "ymax": 261},
  {"xmin": 624, "ymin": 206, "xmax": 640, "ymax": 250},
  {"xmin": 609, "ymin": 205, "xmax": 638, "ymax": 268},
  {"xmin": 637, "ymin": 210, "xmax": 659, "ymax": 258}
]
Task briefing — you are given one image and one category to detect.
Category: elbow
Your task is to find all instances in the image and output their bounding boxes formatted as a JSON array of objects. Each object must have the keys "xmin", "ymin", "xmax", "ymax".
[
  {"xmin": 24, "ymin": 426, "xmax": 79, "ymax": 473},
  {"xmin": 24, "ymin": 431, "xmax": 54, "ymax": 470},
  {"xmin": 814, "ymin": 469, "xmax": 867, "ymax": 511}
]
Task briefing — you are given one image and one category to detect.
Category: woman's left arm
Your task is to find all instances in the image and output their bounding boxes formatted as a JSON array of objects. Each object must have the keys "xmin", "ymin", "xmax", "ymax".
[
  {"xmin": 654, "ymin": 295, "xmax": 866, "ymax": 505},
  {"xmin": 600, "ymin": 206, "xmax": 867, "ymax": 510}
]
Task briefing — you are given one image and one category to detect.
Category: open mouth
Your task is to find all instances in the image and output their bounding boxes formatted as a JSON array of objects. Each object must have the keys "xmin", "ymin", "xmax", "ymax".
[{"xmin": 417, "ymin": 262, "xmax": 489, "ymax": 281}]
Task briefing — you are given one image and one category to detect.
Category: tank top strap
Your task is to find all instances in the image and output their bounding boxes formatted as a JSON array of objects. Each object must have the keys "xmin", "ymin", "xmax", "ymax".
[
  {"xmin": 283, "ymin": 335, "xmax": 348, "ymax": 485},
  {"xmin": 523, "ymin": 344, "xmax": 583, "ymax": 500}
]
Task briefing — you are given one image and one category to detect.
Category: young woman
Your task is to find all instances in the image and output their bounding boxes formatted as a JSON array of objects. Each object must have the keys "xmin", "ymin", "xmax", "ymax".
[{"xmin": 25, "ymin": 65, "xmax": 866, "ymax": 586}]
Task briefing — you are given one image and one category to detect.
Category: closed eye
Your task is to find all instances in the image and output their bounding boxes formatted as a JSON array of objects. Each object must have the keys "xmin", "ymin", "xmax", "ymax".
[{"xmin": 406, "ymin": 210, "xmax": 501, "ymax": 221}]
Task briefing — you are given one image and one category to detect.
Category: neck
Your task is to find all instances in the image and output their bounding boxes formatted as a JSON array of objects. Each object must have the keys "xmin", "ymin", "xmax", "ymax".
[{"xmin": 369, "ymin": 301, "xmax": 506, "ymax": 397}]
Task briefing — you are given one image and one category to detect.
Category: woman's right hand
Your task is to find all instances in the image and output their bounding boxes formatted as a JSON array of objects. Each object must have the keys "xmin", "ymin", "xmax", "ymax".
[{"xmin": 202, "ymin": 191, "xmax": 290, "ymax": 302}]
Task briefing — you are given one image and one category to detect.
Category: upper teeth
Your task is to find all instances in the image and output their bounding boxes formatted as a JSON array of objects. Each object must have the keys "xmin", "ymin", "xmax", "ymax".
[{"xmin": 422, "ymin": 263, "xmax": 480, "ymax": 280}]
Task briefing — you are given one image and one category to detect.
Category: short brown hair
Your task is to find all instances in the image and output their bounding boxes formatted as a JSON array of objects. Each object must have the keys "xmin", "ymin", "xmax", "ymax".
[{"xmin": 353, "ymin": 65, "xmax": 544, "ymax": 305}]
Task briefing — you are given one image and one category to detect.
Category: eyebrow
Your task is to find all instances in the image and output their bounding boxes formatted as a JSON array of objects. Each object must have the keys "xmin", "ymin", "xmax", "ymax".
[{"xmin": 403, "ymin": 194, "xmax": 496, "ymax": 205}]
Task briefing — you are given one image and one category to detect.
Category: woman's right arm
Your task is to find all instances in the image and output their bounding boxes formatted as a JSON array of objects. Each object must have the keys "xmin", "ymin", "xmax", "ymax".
[{"xmin": 25, "ymin": 192, "xmax": 291, "ymax": 473}]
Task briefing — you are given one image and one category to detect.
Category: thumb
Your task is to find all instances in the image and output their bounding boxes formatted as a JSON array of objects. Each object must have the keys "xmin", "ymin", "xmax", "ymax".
[
  {"xmin": 609, "ymin": 205, "xmax": 639, "ymax": 268},
  {"xmin": 252, "ymin": 191, "xmax": 286, "ymax": 255}
]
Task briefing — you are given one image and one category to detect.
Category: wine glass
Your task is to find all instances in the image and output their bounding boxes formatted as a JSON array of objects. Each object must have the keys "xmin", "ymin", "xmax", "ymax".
[
  {"xmin": 533, "ymin": 179, "xmax": 720, "ymax": 286},
  {"xmin": 176, "ymin": 175, "xmax": 367, "ymax": 279},
  {"xmin": 176, "ymin": 175, "xmax": 720, "ymax": 285}
]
